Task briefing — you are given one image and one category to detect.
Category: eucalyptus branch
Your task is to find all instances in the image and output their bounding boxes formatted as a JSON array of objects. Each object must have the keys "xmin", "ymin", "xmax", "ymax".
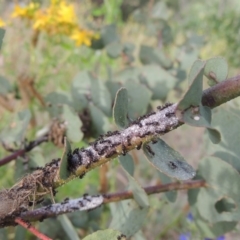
[
  {"xmin": 102, "ymin": 179, "xmax": 206, "ymax": 204},
  {"xmin": 2, "ymin": 179, "xmax": 205, "ymax": 227},
  {"xmin": 0, "ymin": 134, "xmax": 49, "ymax": 167},
  {"xmin": 59, "ymin": 74, "xmax": 240, "ymax": 187},
  {"xmin": 0, "ymin": 74, "xmax": 240, "ymax": 227}
]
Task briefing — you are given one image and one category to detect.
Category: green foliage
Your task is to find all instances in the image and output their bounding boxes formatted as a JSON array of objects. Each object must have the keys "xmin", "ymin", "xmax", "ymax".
[
  {"xmin": 0, "ymin": 28, "xmax": 5, "ymax": 50},
  {"xmin": 1, "ymin": 1, "xmax": 240, "ymax": 239},
  {"xmin": 158, "ymin": 171, "xmax": 177, "ymax": 202},
  {"xmin": 176, "ymin": 59, "xmax": 221, "ymax": 144},
  {"xmin": 197, "ymin": 157, "xmax": 240, "ymax": 222},
  {"xmin": 178, "ymin": 60, "xmax": 205, "ymax": 111},
  {"xmin": 124, "ymin": 167, "xmax": 149, "ymax": 208},
  {"xmin": 0, "ymin": 76, "xmax": 12, "ymax": 95},
  {"xmin": 119, "ymin": 154, "xmax": 134, "ymax": 176},
  {"xmin": 0, "ymin": 109, "xmax": 31, "ymax": 145},
  {"xmin": 143, "ymin": 139, "xmax": 195, "ymax": 181},
  {"xmin": 113, "ymin": 88, "xmax": 129, "ymax": 128},
  {"xmin": 109, "ymin": 200, "xmax": 148, "ymax": 237},
  {"xmin": 62, "ymin": 105, "xmax": 83, "ymax": 143},
  {"xmin": 204, "ymin": 57, "xmax": 228, "ymax": 86},
  {"xmin": 58, "ymin": 215, "xmax": 80, "ymax": 240},
  {"xmin": 82, "ymin": 229, "xmax": 123, "ymax": 240},
  {"xmin": 59, "ymin": 138, "xmax": 72, "ymax": 180}
]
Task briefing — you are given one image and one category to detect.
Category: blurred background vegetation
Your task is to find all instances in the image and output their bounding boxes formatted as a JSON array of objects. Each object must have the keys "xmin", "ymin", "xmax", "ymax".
[{"xmin": 1, "ymin": 0, "xmax": 240, "ymax": 239}]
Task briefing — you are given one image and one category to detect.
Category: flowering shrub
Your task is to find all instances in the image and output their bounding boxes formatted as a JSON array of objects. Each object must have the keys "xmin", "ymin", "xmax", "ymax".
[{"xmin": 11, "ymin": 0, "xmax": 96, "ymax": 46}]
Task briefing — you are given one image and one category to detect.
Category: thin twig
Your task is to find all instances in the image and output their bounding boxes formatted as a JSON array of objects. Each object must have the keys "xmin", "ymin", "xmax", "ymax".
[
  {"xmin": 18, "ymin": 180, "xmax": 206, "ymax": 223},
  {"xmin": 15, "ymin": 217, "xmax": 52, "ymax": 240},
  {"xmin": 103, "ymin": 179, "xmax": 207, "ymax": 203},
  {"xmin": 0, "ymin": 134, "xmax": 49, "ymax": 166}
]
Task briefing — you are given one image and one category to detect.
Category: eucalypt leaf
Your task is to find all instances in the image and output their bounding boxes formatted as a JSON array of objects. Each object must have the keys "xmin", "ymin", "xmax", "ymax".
[
  {"xmin": 182, "ymin": 104, "xmax": 221, "ymax": 144},
  {"xmin": 83, "ymin": 229, "xmax": 125, "ymax": 240},
  {"xmin": 0, "ymin": 109, "xmax": 31, "ymax": 145},
  {"xmin": 196, "ymin": 156, "xmax": 240, "ymax": 223},
  {"xmin": 158, "ymin": 171, "xmax": 177, "ymax": 202},
  {"xmin": 62, "ymin": 105, "xmax": 83, "ymax": 143},
  {"xmin": 177, "ymin": 59, "xmax": 206, "ymax": 114},
  {"xmin": 123, "ymin": 164, "xmax": 149, "ymax": 208},
  {"xmin": 109, "ymin": 162, "xmax": 149, "ymax": 237},
  {"xmin": 204, "ymin": 57, "xmax": 228, "ymax": 86},
  {"xmin": 143, "ymin": 138, "xmax": 196, "ymax": 180},
  {"xmin": 119, "ymin": 154, "xmax": 134, "ymax": 176},
  {"xmin": 113, "ymin": 87, "xmax": 129, "ymax": 128},
  {"xmin": 109, "ymin": 199, "xmax": 148, "ymax": 238},
  {"xmin": 176, "ymin": 59, "xmax": 221, "ymax": 144},
  {"xmin": 58, "ymin": 138, "xmax": 72, "ymax": 180}
]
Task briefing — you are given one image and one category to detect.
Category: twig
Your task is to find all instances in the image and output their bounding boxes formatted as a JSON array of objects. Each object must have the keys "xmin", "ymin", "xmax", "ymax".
[
  {"xmin": 15, "ymin": 217, "xmax": 52, "ymax": 240},
  {"xmin": 18, "ymin": 180, "xmax": 205, "ymax": 223},
  {"xmin": 103, "ymin": 179, "xmax": 207, "ymax": 203},
  {"xmin": 20, "ymin": 194, "xmax": 104, "ymax": 222},
  {"xmin": 0, "ymin": 134, "xmax": 49, "ymax": 167}
]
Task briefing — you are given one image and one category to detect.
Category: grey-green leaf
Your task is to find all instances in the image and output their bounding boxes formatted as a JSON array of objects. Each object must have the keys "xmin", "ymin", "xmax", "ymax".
[
  {"xmin": 113, "ymin": 87, "xmax": 129, "ymax": 128},
  {"xmin": 71, "ymin": 71, "xmax": 92, "ymax": 111},
  {"xmin": 0, "ymin": 76, "xmax": 12, "ymax": 95},
  {"xmin": 139, "ymin": 65, "xmax": 177, "ymax": 100},
  {"xmin": 89, "ymin": 103, "xmax": 110, "ymax": 136},
  {"xmin": 59, "ymin": 138, "xmax": 72, "ymax": 180},
  {"xmin": 83, "ymin": 229, "xmax": 123, "ymax": 240},
  {"xmin": 62, "ymin": 105, "xmax": 83, "ymax": 143},
  {"xmin": 45, "ymin": 91, "xmax": 72, "ymax": 117},
  {"xmin": 197, "ymin": 156, "xmax": 240, "ymax": 222},
  {"xmin": 101, "ymin": 24, "xmax": 119, "ymax": 46},
  {"xmin": 119, "ymin": 154, "xmax": 134, "ymax": 176},
  {"xmin": 0, "ymin": 109, "xmax": 31, "ymax": 144},
  {"xmin": 206, "ymin": 128, "xmax": 221, "ymax": 144},
  {"xmin": 0, "ymin": 28, "xmax": 5, "ymax": 50},
  {"xmin": 191, "ymin": 208, "xmax": 237, "ymax": 239},
  {"xmin": 139, "ymin": 45, "xmax": 172, "ymax": 69},
  {"xmin": 205, "ymin": 107, "xmax": 240, "ymax": 170},
  {"xmin": 143, "ymin": 138, "xmax": 195, "ymax": 180},
  {"xmin": 109, "ymin": 200, "xmax": 148, "ymax": 237},
  {"xmin": 58, "ymin": 215, "xmax": 80, "ymax": 240},
  {"xmin": 124, "ymin": 80, "xmax": 152, "ymax": 120},
  {"xmin": 177, "ymin": 60, "xmax": 205, "ymax": 112},
  {"xmin": 158, "ymin": 172, "xmax": 177, "ymax": 202},
  {"xmin": 123, "ymin": 167, "xmax": 149, "ymax": 208},
  {"xmin": 204, "ymin": 57, "xmax": 228, "ymax": 86},
  {"xmin": 91, "ymin": 77, "xmax": 112, "ymax": 116},
  {"xmin": 182, "ymin": 105, "xmax": 221, "ymax": 144},
  {"xmin": 106, "ymin": 41, "xmax": 123, "ymax": 58}
]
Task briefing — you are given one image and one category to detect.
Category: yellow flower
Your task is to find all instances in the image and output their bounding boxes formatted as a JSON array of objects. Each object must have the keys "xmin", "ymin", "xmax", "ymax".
[
  {"xmin": 58, "ymin": 1, "xmax": 76, "ymax": 25},
  {"xmin": 70, "ymin": 28, "xmax": 95, "ymax": 46},
  {"xmin": 33, "ymin": 0, "xmax": 77, "ymax": 35},
  {"xmin": 0, "ymin": 18, "xmax": 6, "ymax": 27},
  {"xmin": 12, "ymin": 3, "xmax": 39, "ymax": 20},
  {"xmin": 11, "ymin": 0, "xmax": 96, "ymax": 46}
]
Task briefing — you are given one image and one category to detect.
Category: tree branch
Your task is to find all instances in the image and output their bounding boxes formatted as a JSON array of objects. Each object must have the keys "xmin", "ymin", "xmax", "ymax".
[
  {"xmin": 0, "ymin": 134, "xmax": 49, "ymax": 167},
  {"xmin": 0, "ymin": 74, "xmax": 239, "ymax": 227},
  {"xmin": 202, "ymin": 74, "xmax": 240, "ymax": 108},
  {"xmin": 6, "ymin": 180, "xmax": 205, "ymax": 226}
]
